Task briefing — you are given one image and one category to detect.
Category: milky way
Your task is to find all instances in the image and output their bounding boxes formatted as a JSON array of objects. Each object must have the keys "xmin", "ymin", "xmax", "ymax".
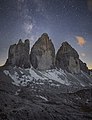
[{"xmin": 0, "ymin": 0, "xmax": 92, "ymax": 68}]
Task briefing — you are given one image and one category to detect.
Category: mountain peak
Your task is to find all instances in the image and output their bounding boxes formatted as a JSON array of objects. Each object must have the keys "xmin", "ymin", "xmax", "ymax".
[
  {"xmin": 4, "ymin": 33, "xmax": 90, "ymax": 74},
  {"xmin": 62, "ymin": 41, "xmax": 70, "ymax": 46},
  {"xmin": 41, "ymin": 33, "xmax": 49, "ymax": 37},
  {"xmin": 5, "ymin": 39, "xmax": 30, "ymax": 68},
  {"xmin": 18, "ymin": 39, "xmax": 23, "ymax": 44},
  {"xmin": 56, "ymin": 41, "xmax": 80, "ymax": 74},
  {"xmin": 30, "ymin": 33, "xmax": 55, "ymax": 70}
]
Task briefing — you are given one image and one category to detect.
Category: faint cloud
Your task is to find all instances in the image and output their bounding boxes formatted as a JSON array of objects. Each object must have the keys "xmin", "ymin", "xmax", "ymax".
[
  {"xmin": 17, "ymin": 0, "xmax": 34, "ymax": 36},
  {"xmin": 87, "ymin": 0, "xmax": 92, "ymax": 12},
  {"xmin": 23, "ymin": 15, "xmax": 33, "ymax": 35},
  {"xmin": 76, "ymin": 36, "xmax": 86, "ymax": 46},
  {"xmin": 81, "ymin": 53, "xmax": 86, "ymax": 57},
  {"xmin": 24, "ymin": 22, "xmax": 33, "ymax": 34}
]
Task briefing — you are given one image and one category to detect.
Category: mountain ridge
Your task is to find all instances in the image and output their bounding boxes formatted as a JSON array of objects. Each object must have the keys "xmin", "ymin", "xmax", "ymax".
[
  {"xmin": 4, "ymin": 33, "xmax": 90, "ymax": 75},
  {"xmin": 0, "ymin": 33, "xmax": 92, "ymax": 120}
]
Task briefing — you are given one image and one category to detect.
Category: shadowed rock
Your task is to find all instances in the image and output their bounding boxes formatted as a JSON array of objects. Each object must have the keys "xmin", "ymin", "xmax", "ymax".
[
  {"xmin": 56, "ymin": 42, "xmax": 80, "ymax": 74},
  {"xmin": 89, "ymin": 69, "xmax": 92, "ymax": 76},
  {"xmin": 5, "ymin": 39, "xmax": 30, "ymax": 68},
  {"xmin": 30, "ymin": 33, "xmax": 55, "ymax": 70},
  {"xmin": 79, "ymin": 60, "xmax": 90, "ymax": 74}
]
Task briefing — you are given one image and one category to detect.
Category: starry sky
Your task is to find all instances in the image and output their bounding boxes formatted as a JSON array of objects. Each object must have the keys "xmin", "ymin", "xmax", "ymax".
[{"xmin": 0, "ymin": 0, "xmax": 92, "ymax": 69}]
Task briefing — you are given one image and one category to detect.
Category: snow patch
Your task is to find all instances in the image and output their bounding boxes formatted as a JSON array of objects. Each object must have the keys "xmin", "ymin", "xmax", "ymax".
[
  {"xmin": 36, "ymin": 95, "xmax": 48, "ymax": 101},
  {"xmin": 3, "ymin": 68, "xmax": 92, "ymax": 87},
  {"xmin": 15, "ymin": 89, "xmax": 21, "ymax": 95},
  {"xmin": 4, "ymin": 70, "xmax": 9, "ymax": 75},
  {"xmin": 42, "ymin": 69, "xmax": 70, "ymax": 86}
]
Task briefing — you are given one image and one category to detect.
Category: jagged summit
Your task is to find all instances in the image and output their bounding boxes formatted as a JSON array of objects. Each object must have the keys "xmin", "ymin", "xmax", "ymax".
[
  {"xmin": 60, "ymin": 41, "xmax": 79, "ymax": 57},
  {"xmin": 62, "ymin": 41, "xmax": 70, "ymax": 46},
  {"xmin": 41, "ymin": 33, "xmax": 49, "ymax": 38},
  {"xmin": 56, "ymin": 41, "xmax": 80, "ymax": 74},
  {"xmin": 5, "ymin": 39, "xmax": 30, "ymax": 68},
  {"xmin": 4, "ymin": 33, "xmax": 90, "ymax": 74},
  {"xmin": 18, "ymin": 39, "xmax": 23, "ymax": 44},
  {"xmin": 30, "ymin": 33, "xmax": 55, "ymax": 70}
]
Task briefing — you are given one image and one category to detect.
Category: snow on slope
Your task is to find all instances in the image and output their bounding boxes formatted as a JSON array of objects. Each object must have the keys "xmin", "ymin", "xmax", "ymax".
[{"xmin": 3, "ymin": 67, "xmax": 92, "ymax": 87}]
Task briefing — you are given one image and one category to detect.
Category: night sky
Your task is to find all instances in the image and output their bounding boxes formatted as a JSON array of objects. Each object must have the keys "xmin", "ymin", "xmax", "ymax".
[{"xmin": 0, "ymin": 0, "xmax": 92, "ymax": 69}]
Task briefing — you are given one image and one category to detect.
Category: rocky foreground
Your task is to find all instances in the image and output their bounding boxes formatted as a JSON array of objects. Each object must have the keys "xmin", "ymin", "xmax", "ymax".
[
  {"xmin": 0, "ymin": 33, "xmax": 92, "ymax": 120},
  {"xmin": 0, "ymin": 66, "xmax": 92, "ymax": 120}
]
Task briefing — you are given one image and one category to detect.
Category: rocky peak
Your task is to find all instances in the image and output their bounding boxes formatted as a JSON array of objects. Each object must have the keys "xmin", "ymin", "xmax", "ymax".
[
  {"xmin": 18, "ymin": 39, "xmax": 23, "ymax": 44},
  {"xmin": 60, "ymin": 41, "xmax": 79, "ymax": 58},
  {"xmin": 62, "ymin": 41, "xmax": 70, "ymax": 47},
  {"xmin": 41, "ymin": 33, "xmax": 49, "ymax": 38},
  {"xmin": 5, "ymin": 39, "xmax": 31, "ymax": 68},
  {"xmin": 56, "ymin": 41, "xmax": 80, "ymax": 74},
  {"xmin": 4, "ymin": 34, "xmax": 90, "ymax": 75},
  {"xmin": 40, "ymin": 33, "xmax": 49, "ymax": 42},
  {"xmin": 61, "ymin": 41, "xmax": 73, "ymax": 52},
  {"xmin": 30, "ymin": 33, "xmax": 55, "ymax": 70}
]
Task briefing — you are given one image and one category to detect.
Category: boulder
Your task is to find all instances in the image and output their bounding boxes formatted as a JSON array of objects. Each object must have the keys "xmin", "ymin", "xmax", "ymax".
[
  {"xmin": 5, "ymin": 39, "xmax": 30, "ymax": 68},
  {"xmin": 56, "ymin": 42, "xmax": 80, "ymax": 74},
  {"xmin": 30, "ymin": 33, "xmax": 55, "ymax": 70}
]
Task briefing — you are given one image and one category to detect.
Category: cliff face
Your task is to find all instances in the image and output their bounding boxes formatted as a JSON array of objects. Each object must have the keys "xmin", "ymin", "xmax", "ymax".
[
  {"xmin": 4, "ymin": 34, "xmax": 90, "ymax": 74},
  {"xmin": 5, "ymin": 39, "xmax": 30, "ymax": 68},
  {"xmin": 30, "ymin": 33, "xmax": 55, "ymax": 70},
  {"xmin": 56, "ymin": 42, "xmax": 80, "ymax": 74},
  {"xmin": 79, "ymin": 60, "xmax": 90, "ymax": 74}
]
